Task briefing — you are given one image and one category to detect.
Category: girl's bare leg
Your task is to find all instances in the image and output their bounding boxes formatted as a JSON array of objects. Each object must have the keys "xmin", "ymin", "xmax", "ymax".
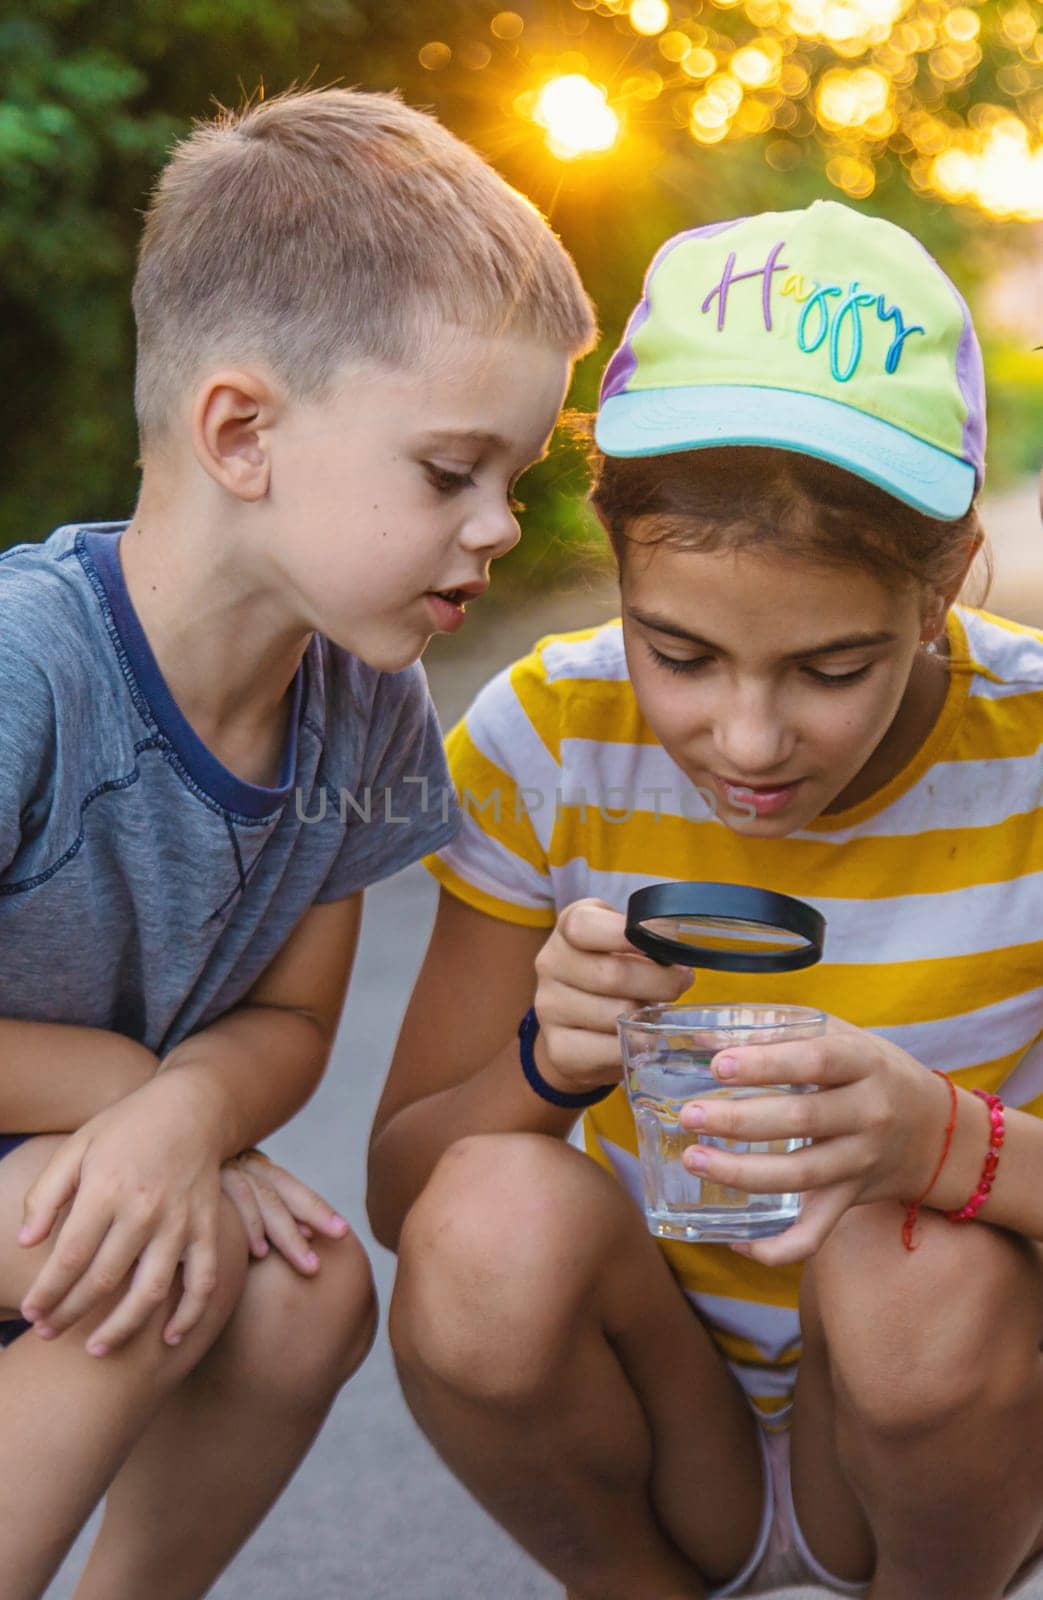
[
  {"xmin": 389, "ymin": 1133, "xmax": 766, "ymax": 1600},
  {"xmin": 72, "ymin": 1228, "xmax": 377, "ymax": 1600},
  {"xmin": 0, "ymin": 1138, "xmax": 249, "ymax": 1600},
  {"xmin": 794, "ymin": 1200, "xmax": 1043, "ymax": 1600}
]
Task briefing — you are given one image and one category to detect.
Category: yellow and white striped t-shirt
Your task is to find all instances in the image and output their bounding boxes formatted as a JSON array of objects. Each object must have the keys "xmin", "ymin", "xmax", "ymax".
[{"xmin": 427, "ymin": 605, "xmax": 1043, "ymax": 1427}]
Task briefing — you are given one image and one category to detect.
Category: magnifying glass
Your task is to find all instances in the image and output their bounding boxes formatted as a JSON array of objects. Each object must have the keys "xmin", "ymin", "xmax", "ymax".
[{"xmin": 625, "ymin": 881, "xmax": 825, "ymax": 974}]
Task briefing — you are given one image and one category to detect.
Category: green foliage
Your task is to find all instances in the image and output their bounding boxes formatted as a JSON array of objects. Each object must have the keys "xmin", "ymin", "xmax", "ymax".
[
  {"xmin": 985, "ymin": 343, "xmax": 1043, "ymax": 489},
  {"xmin": 0, "ymin": 1, "xmax": 1037, "ymax": 570}
]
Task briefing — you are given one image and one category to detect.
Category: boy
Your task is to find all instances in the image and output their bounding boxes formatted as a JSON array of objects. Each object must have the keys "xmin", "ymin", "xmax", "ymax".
[{"xmin": 0, "ymin": 87, "xmax": 594, "ymax": 1597}]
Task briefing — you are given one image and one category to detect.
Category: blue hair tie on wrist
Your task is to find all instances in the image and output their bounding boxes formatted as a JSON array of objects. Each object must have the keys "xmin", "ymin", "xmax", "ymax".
[{"xmin": 517, "ymin": 1007, "xmax": 616, "ymax": 1110}]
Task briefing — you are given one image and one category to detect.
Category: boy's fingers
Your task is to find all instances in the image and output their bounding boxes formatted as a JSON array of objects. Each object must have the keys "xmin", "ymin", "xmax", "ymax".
[
  {"xmin": 162, "ymin": 1232, "xmax": 219, "ymax": 1345},
  {"xmin": 33, "ymin": 1221, "xmax": 142, "ymax": 1336},
  {"xmin": 85, "ymin": 1230, "xmax": 183, "ymax": 1355},
  {"xmin": 245, "ymin": 1159, "xmax": 348, "ymax": 1237},
  {"xmin": 19, "ymin": 1148, "xmax": 82, "ymax": 1248},
  {"xmin": 248, "ymin": 1179, "xmax": 320, "ymax": 1274},
  {"xmin": 21, "ymin": 1208, "xmax": 117, "ymax": 1323},
  {"xmin": 220, "ymin": 1165, "xmax": 268, "ymax": 1257}
]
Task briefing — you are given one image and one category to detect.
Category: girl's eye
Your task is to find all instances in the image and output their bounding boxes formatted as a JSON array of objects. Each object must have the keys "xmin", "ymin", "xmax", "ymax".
[
  {"xmin": 647, "ymin": 645, "xmax": 708, "ymax": 676},
  {"xmin": 805, "ymin": 665, "xmax": 871, "ymax": 686},
  {"xmin": 424, "ymin": 463, "xmax": 476, "ymax": 494},
  {"xmin": 646, "ymin": 643, "xmax": 871, "ymax": 687}
]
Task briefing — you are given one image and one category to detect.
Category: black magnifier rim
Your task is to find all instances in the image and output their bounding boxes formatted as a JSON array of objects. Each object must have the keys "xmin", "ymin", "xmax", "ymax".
[{"xmin": 625, "ymin": 881, "xmax": 825, "ymax": 973}]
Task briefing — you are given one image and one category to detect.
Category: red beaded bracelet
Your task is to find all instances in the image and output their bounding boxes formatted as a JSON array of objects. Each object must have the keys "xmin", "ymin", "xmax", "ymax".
[{"xmin": 943, "ymin": 1089, "xmax": 1005, "ymax": 1224}]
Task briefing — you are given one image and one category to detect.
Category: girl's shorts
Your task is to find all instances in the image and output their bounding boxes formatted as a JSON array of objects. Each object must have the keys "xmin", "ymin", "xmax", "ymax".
[
  {"xmin": 712, "ymin": 1423, "xmax": 868, "ymax": 1597},
  {"xmin": 714, "ymin": 1421, "xmax": 1043, "ymax": 1598}
]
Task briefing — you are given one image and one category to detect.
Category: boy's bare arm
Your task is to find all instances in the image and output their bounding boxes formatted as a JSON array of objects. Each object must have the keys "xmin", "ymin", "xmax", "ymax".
[
  {"xmin": 17, "ymin": 891, "xmax": 363, "ymax": 1353},
  {"xmin": 0, "ymin": 1020, "xmax": 157, "ymax": 1131},
  {"xmin": 156, "ymin": 891, "xmax": 363, "ymax": 1156}
]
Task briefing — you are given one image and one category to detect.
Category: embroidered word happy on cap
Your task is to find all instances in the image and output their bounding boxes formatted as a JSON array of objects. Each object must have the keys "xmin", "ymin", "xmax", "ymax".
[{"xmin": 596, "ymin": 199, "xmax": 985, "ymax": 521}]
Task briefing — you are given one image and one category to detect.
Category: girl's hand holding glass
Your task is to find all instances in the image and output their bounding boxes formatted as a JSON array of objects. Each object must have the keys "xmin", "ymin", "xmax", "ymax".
[{"xmin": 679, "ymin": 1015, "xmax": 951, "ymax": 1266}]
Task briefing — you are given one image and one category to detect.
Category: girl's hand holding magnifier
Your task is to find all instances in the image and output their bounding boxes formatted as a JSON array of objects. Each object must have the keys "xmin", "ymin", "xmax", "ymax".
[{"xmin": 678, "ymin": 1015, "xmax": 952, "ymax": 1265}]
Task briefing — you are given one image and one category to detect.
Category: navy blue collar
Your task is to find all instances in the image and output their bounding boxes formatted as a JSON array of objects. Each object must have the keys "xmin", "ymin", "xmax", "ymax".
[{"xmin": 80, "ymin": 524, "xmax": 305, "ymax": 820}]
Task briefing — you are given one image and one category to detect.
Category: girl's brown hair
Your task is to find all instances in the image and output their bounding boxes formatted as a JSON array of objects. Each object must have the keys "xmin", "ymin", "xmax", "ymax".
[{"xmin": 585, "ymin": 440, "xmax": 988, "ymax": 611}]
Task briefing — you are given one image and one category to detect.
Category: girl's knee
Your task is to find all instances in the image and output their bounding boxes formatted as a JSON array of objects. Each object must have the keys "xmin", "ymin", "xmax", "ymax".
[
  {"xmin": 802, "ymin": 1202, "xmax": 1038, "ymax": 1437},
  {"xmin": 391, "ymin": 1134, "xmax": 618, "ymax": 1403}
]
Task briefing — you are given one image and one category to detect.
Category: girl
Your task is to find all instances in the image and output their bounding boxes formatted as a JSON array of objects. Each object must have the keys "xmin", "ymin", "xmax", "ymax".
[{"xmin": 368, "ymin": 200, "xmax": 1043, "ymax": 1600}]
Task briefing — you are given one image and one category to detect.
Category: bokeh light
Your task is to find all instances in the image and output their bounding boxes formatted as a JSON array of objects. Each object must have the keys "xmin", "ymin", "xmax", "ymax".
[
  {"xmin": 929, "ymin": 114, "xmax": 1043, "ymax": 220},
  {"xmin": 490, "ymin": 11, "xmax": 525, "ymax": 41},
  {"xmin": 532, "ymin": 74, "xmax": 621, "ymax": 158},
  {"xmin": 782, "ymin": 0, "xmax": 909, "ymax": 46},
  {"xmin": 481, "ymin": 0, "xmax": 1043, "ymax": 219},
  {"xmin": 418, "ymin": 41, "xmax": 452, "ymax": 71},
  {"xmin": 629, "ymin": 0, "xmax": 671, "ymax": 35}
]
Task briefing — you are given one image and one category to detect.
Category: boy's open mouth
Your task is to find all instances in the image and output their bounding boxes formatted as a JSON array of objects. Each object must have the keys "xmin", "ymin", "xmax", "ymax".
[
  {"xmin": 429, "ymin": 579, "xmax": 488, "ymax": 607},
  {"xmin": 426, "ymin": 581, "xmax": 487, "ymax": 633}
]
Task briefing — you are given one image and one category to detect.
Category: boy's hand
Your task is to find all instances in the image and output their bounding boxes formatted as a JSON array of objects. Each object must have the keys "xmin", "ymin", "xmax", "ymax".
[
  {"xmin": 533, "ymin": 898, "xmax": 690, "ymax": 1096},
  {"xmin": 17, "ymin": 1074, "xmax": 228, "ymax": 1355},
  {"xmin": 220, "ymin": 1149, "xmax": 350, "ymax": 1275}
]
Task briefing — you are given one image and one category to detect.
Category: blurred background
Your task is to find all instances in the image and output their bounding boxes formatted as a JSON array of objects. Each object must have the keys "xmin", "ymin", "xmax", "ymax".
[{"xmin": 1, "ymin": 0, "xmax": 1040, "ymax": 586}]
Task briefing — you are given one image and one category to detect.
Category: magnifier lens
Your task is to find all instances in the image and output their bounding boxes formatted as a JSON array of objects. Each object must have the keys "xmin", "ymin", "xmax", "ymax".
[
  {"xmin": 641, "ymin": 915, "xmax": 809, "ymax": 957},
  {"xmin": 626, "ymin": 884, "xmax": 824, "ymax": 974}
]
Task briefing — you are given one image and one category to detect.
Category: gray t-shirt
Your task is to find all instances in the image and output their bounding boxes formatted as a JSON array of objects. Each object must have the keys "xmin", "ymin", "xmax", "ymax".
[{"xmin": 0, "ymin": 522, "xmax": 460, "ymax": 1057}]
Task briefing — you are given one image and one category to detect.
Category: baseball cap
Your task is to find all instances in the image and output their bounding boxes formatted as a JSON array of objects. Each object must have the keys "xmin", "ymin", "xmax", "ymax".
[{"xmin": 596, "ymin": 200, "xmax": 985, "ymax": 521}]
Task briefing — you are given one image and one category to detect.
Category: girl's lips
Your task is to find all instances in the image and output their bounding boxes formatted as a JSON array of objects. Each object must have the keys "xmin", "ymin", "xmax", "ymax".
[{"xmin": 713, "ymin": 774, "xmax": 803, "ymax": 817}]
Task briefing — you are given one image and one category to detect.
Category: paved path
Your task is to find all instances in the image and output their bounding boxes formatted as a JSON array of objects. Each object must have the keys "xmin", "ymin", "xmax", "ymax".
[{"xmin": 50, "ymin": 480, "xmax": 1043, "ymax": 1598}]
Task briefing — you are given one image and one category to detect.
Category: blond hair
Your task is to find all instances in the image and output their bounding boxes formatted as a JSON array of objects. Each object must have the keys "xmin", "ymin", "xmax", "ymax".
[{"xmin": 132, "ymin": 87, "xmax": 597, "ymax": 447}]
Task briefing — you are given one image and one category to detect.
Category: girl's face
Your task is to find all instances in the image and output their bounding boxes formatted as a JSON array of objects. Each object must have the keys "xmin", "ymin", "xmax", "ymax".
[{"xmin": 620, "ymin": 536, "xmax": 942, "ymax": 837}]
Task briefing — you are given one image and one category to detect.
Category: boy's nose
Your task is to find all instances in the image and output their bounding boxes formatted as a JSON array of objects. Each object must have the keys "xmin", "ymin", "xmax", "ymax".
[{"xmin": 463, "ymin": 504, "xmax": 521, "ymax": 560}]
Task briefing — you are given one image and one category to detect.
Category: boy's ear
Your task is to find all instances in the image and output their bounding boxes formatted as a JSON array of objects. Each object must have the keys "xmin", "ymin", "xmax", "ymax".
[{"xmin": 191, "ymin": 369, "xmax": 280, "ymax": 501}]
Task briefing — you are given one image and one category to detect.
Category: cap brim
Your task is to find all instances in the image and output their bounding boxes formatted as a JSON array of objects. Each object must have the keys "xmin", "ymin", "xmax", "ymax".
[{"xmin": 595, "ymin": 385, "xmax": 976, "ymax": 521}]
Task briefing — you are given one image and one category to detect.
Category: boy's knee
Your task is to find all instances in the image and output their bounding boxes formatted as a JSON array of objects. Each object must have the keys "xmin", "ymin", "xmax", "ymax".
[
  {"xmin": 298, "ymin": 1230, "xmax": 378, "ymax": 1394},
  {"xmin": 803, "ymin": 1201, "xmax": 1035, "ymax": 1439},
  {"xmin": 228, "ymin": 1228, "xmax": 377, "ymax": 1409}
]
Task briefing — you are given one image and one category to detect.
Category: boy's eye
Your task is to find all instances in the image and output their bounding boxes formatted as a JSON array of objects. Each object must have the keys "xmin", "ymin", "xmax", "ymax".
[{"xmin": 424, "ymin": 463, "xmax": 476, "ymax": 494}]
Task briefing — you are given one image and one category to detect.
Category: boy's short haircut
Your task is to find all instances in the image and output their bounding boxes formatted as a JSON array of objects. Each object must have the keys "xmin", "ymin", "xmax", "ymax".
[{"xmin": 132, "ymin": 87, "xmax": 598, "ymax": 448}]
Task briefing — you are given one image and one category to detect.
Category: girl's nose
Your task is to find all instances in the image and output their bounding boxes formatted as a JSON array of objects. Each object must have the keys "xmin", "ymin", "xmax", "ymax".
[{"xmin": 711, "ymin": 688, "xmax": 793, "ymax": 776}]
